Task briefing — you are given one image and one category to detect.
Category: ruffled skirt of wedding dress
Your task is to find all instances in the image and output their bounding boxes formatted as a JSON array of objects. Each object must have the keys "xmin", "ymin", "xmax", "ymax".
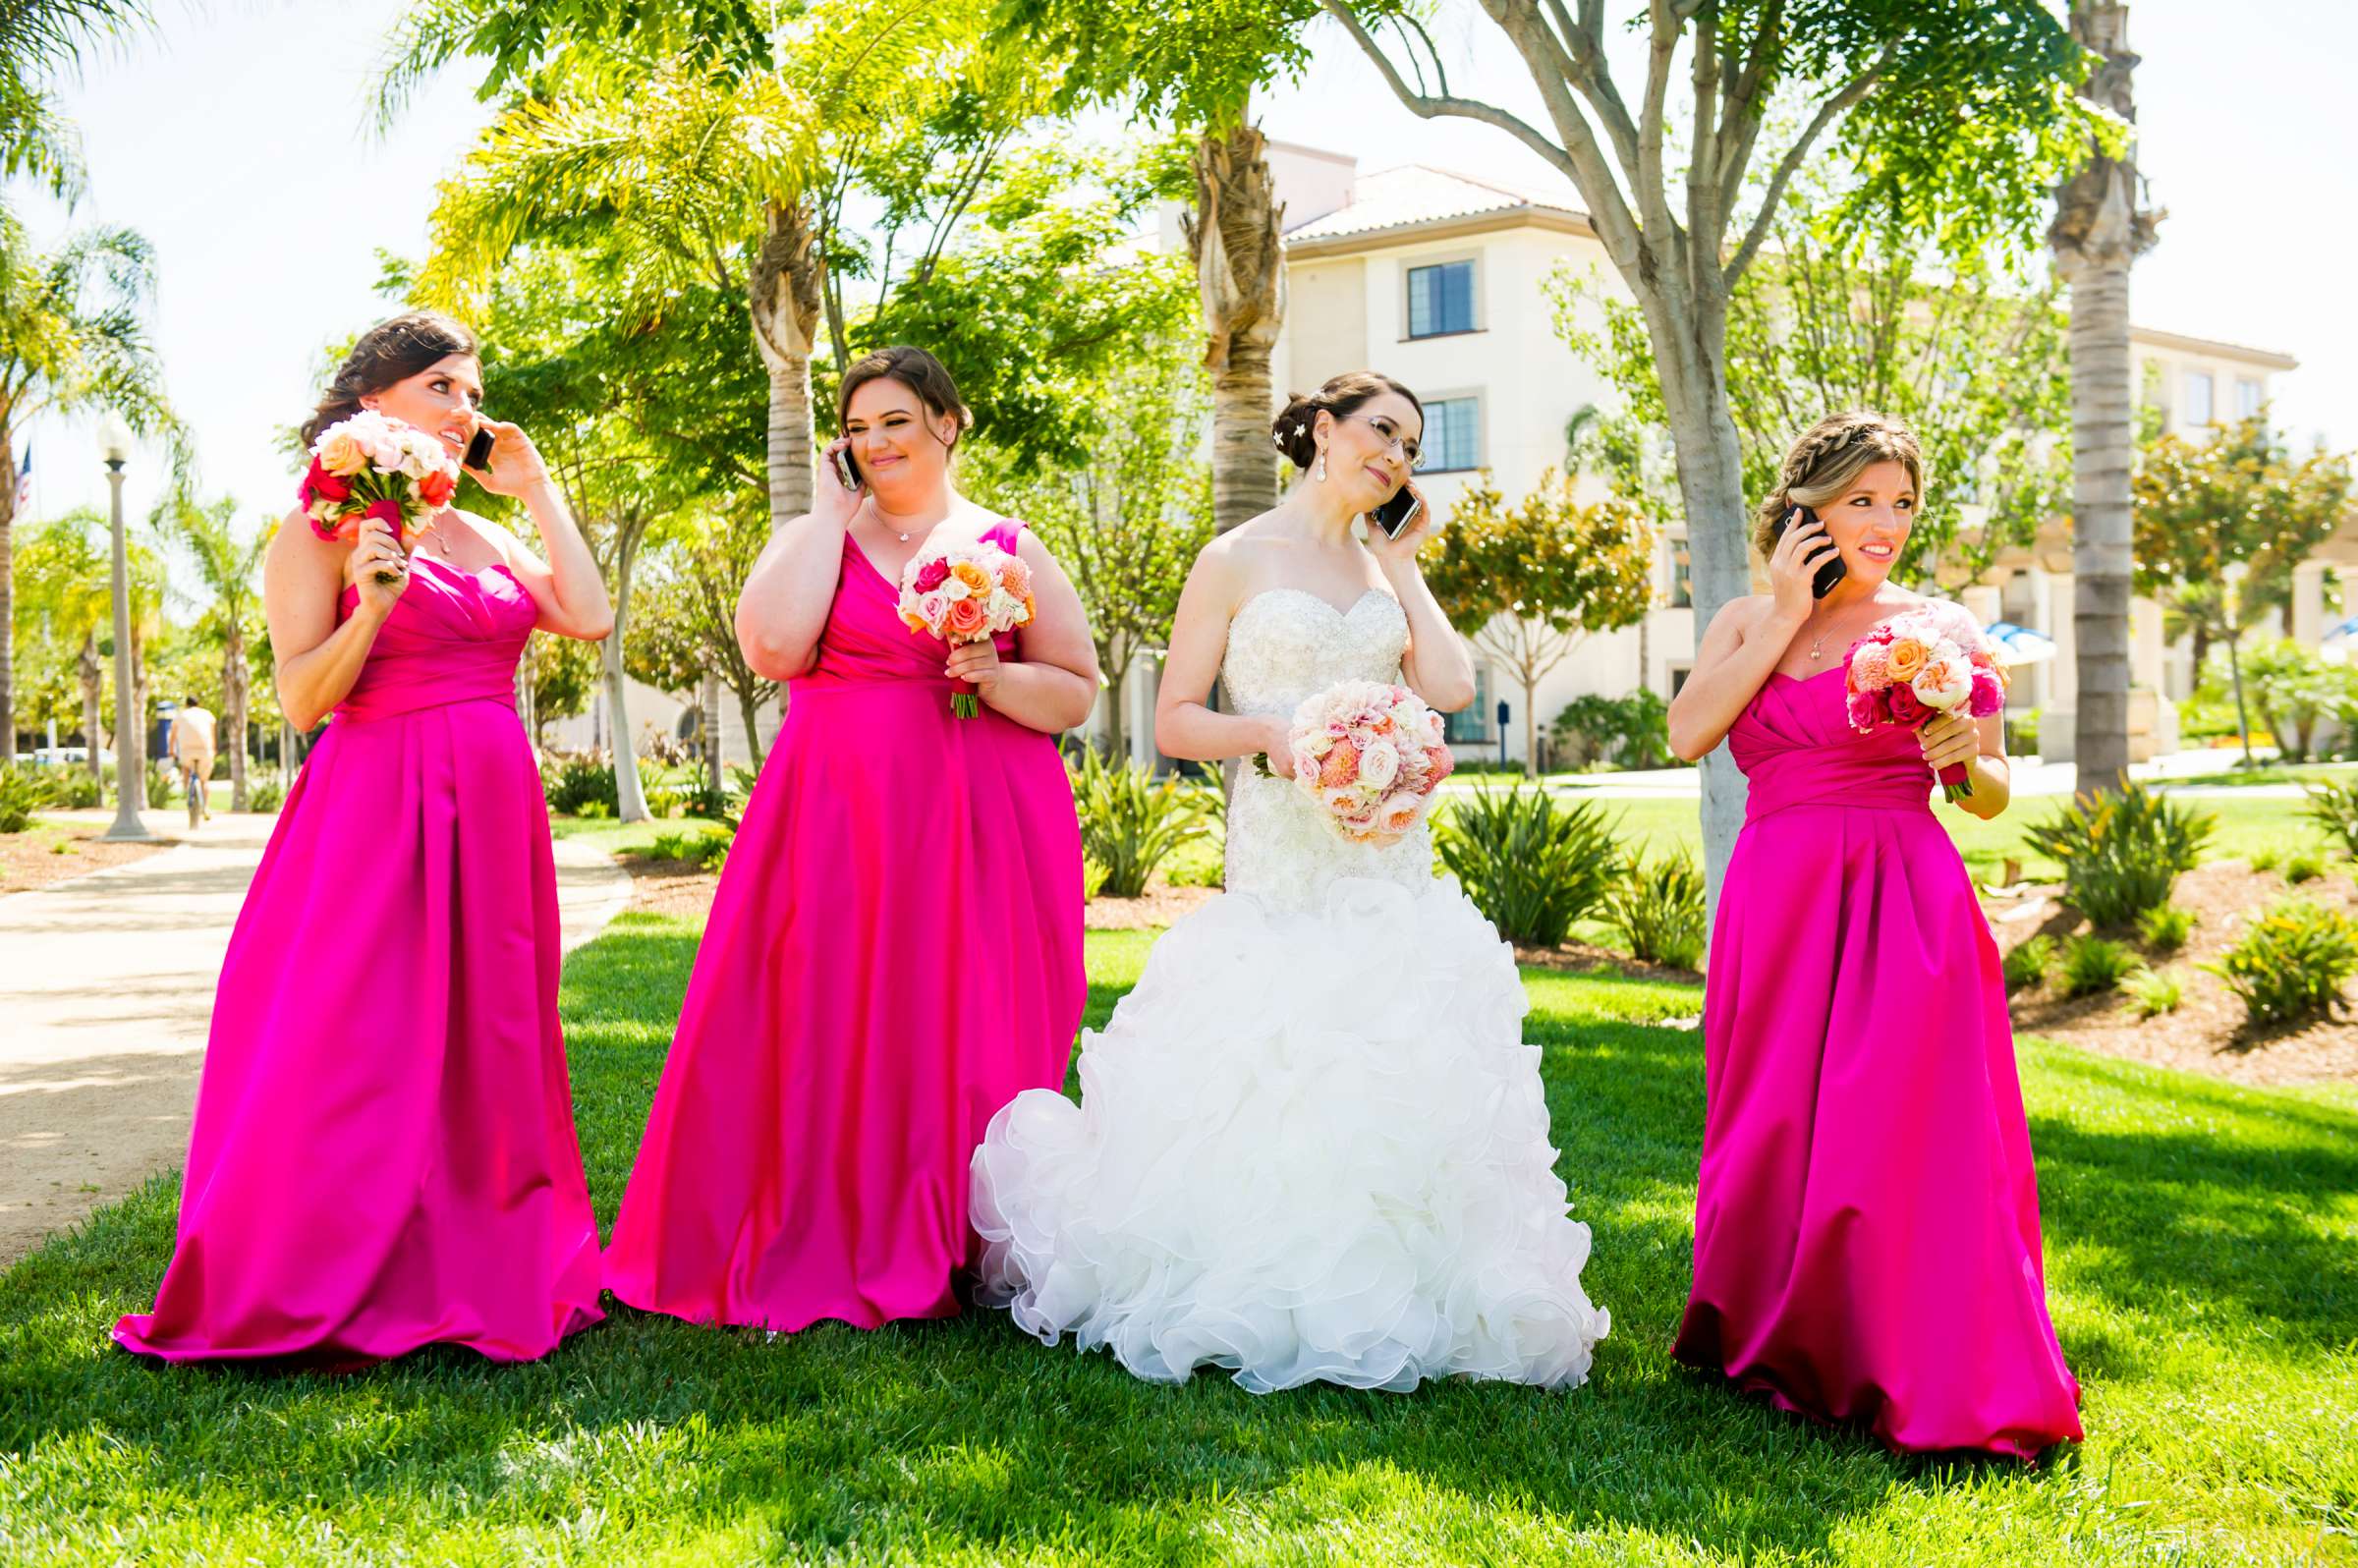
[{"xmin": 971, "ymin": 873, "xmax": 1610, "ymax": 1394}]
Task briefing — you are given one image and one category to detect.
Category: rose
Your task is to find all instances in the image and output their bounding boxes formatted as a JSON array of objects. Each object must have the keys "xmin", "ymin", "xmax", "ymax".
[
  {"xmin": 1885, "ymin": 684, "xmax": 1927, "ymax": 725},
  {"xmin": 1846, "ymin": 641, "xmax": 1891, "ymax": 693},
  {"xmin": 1375, "ymin": 790, "xmax": 1425, "ymax": 836},
  {"xmin": 1912, "ymin": 653, "xmax": 1973, "ymax": 711},
  {"xmin": 944, "ymin": 596, "xmax": 988, "ymax": 640},
  {"xmin": 914, "ymin": 558, "xmax": 951, "ymax": 592},
  {"xmin": 1359, "ymin": 739, "xmax": 1401, "ymax": 790},
  {"xmin": 1884, "ymin": 637, "xmax": 1930, "ymax": 683},
  {"xmin": 950, "ymin": 561, "xmax": 992, "ymax": 595},
  {"xmin": 1969, "ymin": 670, "xmax": 2005, "ymax": 718},
  {"xmin": 940, "ymin": 576, "xmax": 970, "ymax": 602},
  {"xmin": 1846, "ymin": 692, "xmax": 1882, "ymax": 731},
  {"xmin": 416, "ymin": 468, "xmax": 457, "ymax": 510},
  {"xmin": 318, "ymin": 431, "xmax": 368, "ymax": 478},
  {"xmin": 302, "ymin": 457, "xmax": 352, "ymax": 505}
]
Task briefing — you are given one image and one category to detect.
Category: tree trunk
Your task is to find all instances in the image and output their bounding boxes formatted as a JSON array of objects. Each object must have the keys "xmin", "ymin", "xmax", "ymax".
[
  {"xmin": 734, "ymin": 680, "xmax": 767, "ymax": 770},
  {"xmin": 753, "ymin": 196, "xmax": 823, "ymax": 533},
  {"xmin": 0, "ymin": 421, "xmax": 15, "ymax": 757},
  {"xmin": 1186, "ymin": 118, "xmax": 1286, "ymax": 536},
  {"xmin": 2051, "ymin": 0, "xmax": 2159, "ymax": 796},
  {"xmin": 80, "ymin": 635, "xmax": 100, "ymax": 780},
  {"xmin": 1521, "ymin": 667, "xmax": 1541, "ymax": 779},
  {"xmin": 1101, "ymin": 644, "xmax": 1130, "ymax": 763},
  {"xmin": 702, "ymin": 668, "xmax": 724, "ymax": 795},
  {"xmin": 2224, "ymin": 635, "xmax": 2255, "ymax": 765},
  {"xmin": 606, "ymin": 549, "xmax": 651, "ymax": 823},
  {"xmin": 224, "ymin": 628, "xmax": 249, "ymax": 812}
]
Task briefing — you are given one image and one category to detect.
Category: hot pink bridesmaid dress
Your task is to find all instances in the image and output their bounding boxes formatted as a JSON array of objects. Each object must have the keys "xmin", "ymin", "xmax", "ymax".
[
  {"xmin": 1674, "ymin": 661, "xmax": 2084, "ymax": 1458},
  {"xmin": 602, "ymin": 517, "xmax": 1087, "ymax": 1332},
  {"xmin": 115, "ymin": 556, "xmax": 604, "ymax": 1365}
]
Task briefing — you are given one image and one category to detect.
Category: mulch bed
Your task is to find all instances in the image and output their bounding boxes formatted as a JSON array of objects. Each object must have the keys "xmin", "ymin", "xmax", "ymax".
[
  {"xmin": 1988, "ymin": 860, "xmax": 2358, "ymax": 1089},
  {"xmin": 0, "ymin": 819, "xmax": 172, "ymax": 896}
]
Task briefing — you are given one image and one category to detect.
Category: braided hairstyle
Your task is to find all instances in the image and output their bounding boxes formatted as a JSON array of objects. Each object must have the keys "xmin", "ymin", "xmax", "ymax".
[
  {"xmin": 1753, "ymin": 411, "xmax": 1926, "ymax": 556},
  {"xmin": 301, "ymin": 311, "xmax": 479, "ymax": 447},
  {"xmin": 1271, "ymin": 370, "xmax": 1423, "ymax": 471}
]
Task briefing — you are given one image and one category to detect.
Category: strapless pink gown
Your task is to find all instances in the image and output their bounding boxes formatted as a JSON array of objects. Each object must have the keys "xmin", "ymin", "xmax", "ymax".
[
  {"xmin": 1674, "ymin": 666, "xmax": 2083, "ymax": 1458},
  {"xmin": 115, "ymin": 556, "xmax": 603, "ymax": 1365},
  {"xmin": 603, "ymin": 519, "xmax": 1087, "ymax": 1331}
]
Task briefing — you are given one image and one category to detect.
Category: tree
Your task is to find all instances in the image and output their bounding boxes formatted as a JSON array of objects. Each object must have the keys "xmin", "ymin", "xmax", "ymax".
[
  {"xmin": 154, "ymin": 494, "xmax": 268, "ymax": 810},
  {"xmin": 0, "ymin": 0, "xmax": 163, "ymax": 199},
  {"xmin": 966, "ymin": 338, "xmax": 1214, "ymax": 758},
  {"xmin": 1420, "ymin": 470, "xmax": 1655, "ymax": 777},
  {"xmin": 1322, "ymin": 0, "xmax": 2098, "ymax": 912},
  {"xmin": 0, "ymin": 208, "xmax": 176, "ymax": 754},
  {"xmin": 626, "ymin": 506, "xmax": 780, "ymax": 768},
  {"xmin": 8, "ymin": 506, "xmax": 106, "ymax": 757},
  {"xmin": 521, "ymin": 628, "xmax": 599, "ymax": 750},
  {"xmin": 2049, "ymin": 0, "xmax": 2159, "ymax": 792},
  {"xmin": 1003, "ymin": 0, "xmax": 1317, "ymax": 534},
  {"xmin": 2132, "ymin": 416, "xmax": 2354, "ymax": 768}
]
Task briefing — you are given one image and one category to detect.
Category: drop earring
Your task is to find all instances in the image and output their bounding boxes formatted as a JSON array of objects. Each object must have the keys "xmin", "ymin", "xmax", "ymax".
[{"xmin": 1315, "ymin": 447, "xmax": 1327, "ymax": 483}]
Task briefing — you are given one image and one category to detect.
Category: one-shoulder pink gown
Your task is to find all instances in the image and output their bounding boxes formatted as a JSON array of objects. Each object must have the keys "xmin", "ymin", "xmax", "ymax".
[
  {"xmin": 1674, "ymin": 665, "xmax": 2083, "ymax": 1458},
  {"xmin": 115, "ymin": 556, "xmax": 604, "ymax": 1365},
  {"xmin": 602, "ymin": 519, "xmax": 1087, "ymax": 1332}
]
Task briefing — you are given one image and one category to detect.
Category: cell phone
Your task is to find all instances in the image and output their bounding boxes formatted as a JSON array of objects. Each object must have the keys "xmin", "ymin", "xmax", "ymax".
[
  {"xmin": 830, "ymin": 446, "xmax": 861, "ymax": 491},
  {"xmin": 1770, "ymin": 504, "xmax": 1847, "ymax": 598},
  {"xmin": 464, "ymin": 426, "xmax": 495, "ymax": 472},
  {"xmin": 1370, "ymin": 486, "xmax": 1422, "ymax": 539}
]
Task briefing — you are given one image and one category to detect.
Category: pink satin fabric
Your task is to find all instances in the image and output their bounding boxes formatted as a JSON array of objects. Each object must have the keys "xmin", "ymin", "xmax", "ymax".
[
  {"xmin": 115, "ymin": 557, "xmax": 604, "ymax": 1365},
  {"xmin": 1674, "ymin": 668, "xmax": 2083, "ymax": 1457},
  {"xmin": 602, "ymin": 519, "xmax": 1087, "ymax": 1332}
]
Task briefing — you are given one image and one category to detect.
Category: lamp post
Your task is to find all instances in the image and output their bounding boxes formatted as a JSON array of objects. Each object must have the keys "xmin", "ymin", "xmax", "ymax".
[{"xmin": 99, "ymin": 412, "xmax": 152, "ymax": 842}]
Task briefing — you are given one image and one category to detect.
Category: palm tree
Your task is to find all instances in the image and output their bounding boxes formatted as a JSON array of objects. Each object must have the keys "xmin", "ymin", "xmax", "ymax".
[
  {"xmin": 156, "ymin": 494, "xmax": 267, "ymax": 810},
  {"xmin": 2049, "ymin": 0, "xmax": 2159, "ymax": 792},
  {"xmin": 0, "ymin": 208, "xmax": 175, "ymax": 756},
  {"xmin": 1184, "ymin": 112, "xmax": 1287, "ymax": 535},
  {"xmin": 0, "ymin": 0, "xmax": 162, "ymax": 199}
]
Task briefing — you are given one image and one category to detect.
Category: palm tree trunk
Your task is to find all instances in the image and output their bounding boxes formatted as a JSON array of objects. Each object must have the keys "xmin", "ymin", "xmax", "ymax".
[
  {"xmin": 1186, "ymin": 118, "xmax": 1286, "ymax": 536},
  {"xmin": 80, "ymin": 634, "xmax": 100, "ymax": 781},
  {"xmin": 2050, "ymin": 0, "xmax": 2159, "ymax": 795},
  {"xmin": 754, "ymin": 197, "xmax": 822, "ymax": 532},
  {"xmin": 0, "ymin": 423, "xmax": 14, "ymax": 757},
  {"xmin": 225, "ymin": 629, "xmax": 249, "ymax": 812}
]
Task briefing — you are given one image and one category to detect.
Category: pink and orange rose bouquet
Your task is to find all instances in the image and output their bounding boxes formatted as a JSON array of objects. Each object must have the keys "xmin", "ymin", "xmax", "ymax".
[
  {"xmin": 298, "ymin": 411, "xmax": 462, "ymax": 584},
  {"xmin": 1259, "ymin": 680, "xmax": 1455, "ymax": 846},
  {"xmin": 1842, "ymin": 606, "xmax": 2007, "ymax": 801},
  {"xmin": 895, "ymin": 541, "xmax": 1037, "ymax": 717}
]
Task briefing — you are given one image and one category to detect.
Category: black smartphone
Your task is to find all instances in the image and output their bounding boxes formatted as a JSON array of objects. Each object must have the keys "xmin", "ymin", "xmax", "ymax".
[
  {"xmin": 830, "ymin": 446, "xmax": 861, "ymax": 491},
  {"xmin": 1370, "ymin": 486, "xmax": 1421, "ymax": 539},
  {"xmin": 1771, "ymin": 504, "xmax": 1847, "ymax": 597},
  {"xmin": 463, "ymin": 426, "xmax": 495, "ymax": 472}
]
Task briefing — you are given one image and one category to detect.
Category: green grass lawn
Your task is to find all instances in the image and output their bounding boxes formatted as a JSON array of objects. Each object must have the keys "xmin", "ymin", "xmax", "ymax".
[{"xmin": 2, "ymin": 918, "xmax": 2351, "ymax": 1563}]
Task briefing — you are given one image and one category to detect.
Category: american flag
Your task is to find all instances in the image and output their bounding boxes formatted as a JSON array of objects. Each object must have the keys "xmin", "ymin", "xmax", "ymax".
[{"xmin": 11, "ymin": 448, "xmax": 28, "ymax": 513}]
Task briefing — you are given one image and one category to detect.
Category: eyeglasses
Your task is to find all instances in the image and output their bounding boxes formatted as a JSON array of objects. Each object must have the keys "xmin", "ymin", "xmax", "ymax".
[{"xmin": 1341, "ymin": 412, "xmax": 1426, "ymax": 471}]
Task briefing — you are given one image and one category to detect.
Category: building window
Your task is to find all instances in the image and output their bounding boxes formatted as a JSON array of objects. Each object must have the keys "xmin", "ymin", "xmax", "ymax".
[
  {"xmin": 1443, "ymin": 664, "xmax": 1492, "ymax": 744},
  {"xmin": 1668, "ymin": 664, "xmax": 1693, "ymax": 699},
  {"xmin": 1406, "ymin": 259, "xmax": 1476, "ymax": 338},
  {"xmin": 2185, "ymin": 370, "xmax": 2215, "ymax": 426},
  {"xmin": 2236, "ymin": 377, "xmax": 2264, "ymax": 420},
  {"xmin": 1668, "ymin": 533, "xmax": 1692, "ymax": 608},
  {"xmin": 1423, "ymin": 397, "xmax": 1482, "ymax": 472}
]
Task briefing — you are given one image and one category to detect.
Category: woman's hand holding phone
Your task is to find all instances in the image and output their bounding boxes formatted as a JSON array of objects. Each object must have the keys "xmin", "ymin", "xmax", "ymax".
[{"xmin": 1768, "ymin": 509, "xmax": 1841, "ymax": 625}]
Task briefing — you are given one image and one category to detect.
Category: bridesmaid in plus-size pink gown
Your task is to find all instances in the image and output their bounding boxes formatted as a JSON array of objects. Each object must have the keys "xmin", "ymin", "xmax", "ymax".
[
  {"xmin": 603, "ymin": 345, "xmax": 1094, "ymax": 1333},
  {"xmin": 117, "ymin": 313, "xmax": 615, "ymax": 1364},
  {"xmin": 1666, "ymin": 411, "xmax": 2081, "ymax": 1459}
]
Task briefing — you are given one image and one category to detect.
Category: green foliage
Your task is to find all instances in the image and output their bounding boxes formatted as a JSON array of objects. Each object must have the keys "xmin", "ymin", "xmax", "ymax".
[
  {"xmin": 2283, "ymin": 849, "xmax": 2326, "ymax": 885},
  {"xmin": 2205, "ymin": 899, "xmax": 2358, "ymax": 1029},
  {"xmin": 1066, "ymin": 745, "xmax": 1211, "ymax": 899},
  {"xmin": 646, "ymin": 827, "xmax": 733, "ymax": 868},
  {"xmin": 1605, "ymin": 852, "xmax": 1707, "ymax": 970},
  {"xmin": 542, "ymin": 749, "xmax": 619, "ymax": 816},
  {"xmin": 2059, "ymin": 933, "xmax": 2139, "ymax": 998},
  {"xmin": 1550, "ymin": 690, "xmax": 1679, "ymax": 771},
  {"xmin": 2122, "ymin": 967, "xmax": 2182, "ymax": 1020},
  {"xmin": 2001, "ymin": 934, "xmax": 2053, "ymax": 992},
  {"xmin": 2249, "ymin": 844, "xmax": 2282, "ymax": 874},
  {"xmin": 2302, "ymin": 778, "xmax": 2358, "ymax": 860},
  {"xmin": 2137, "ymin": 904, "xmax": 2195, "ymax": 954},
  {"xmin": 522, "ymin": 631, "xmax": 600, "ymax": 749},
  {"xmin": 0, "ymin": 767, "xmax": 41, "ymax": 833},
  {"xmin": 141, "ymin": 758, "xmax": 173, "ymax": 809},
  {"xmin": 626, "ymin": 505, "xmax": 780, "ymax": 768},
  {"xmin": 2232, "ymin": 640, "xmax": 2358, "ymax": 764},
  {"xmin": 2022, "ymin": 781, "xmax": 2215, "ymax": 927},
  {"xmin": 1435, "ymin": 786, "xmax": 1621, "ymax": 947},
  {"xmin": 245, "ymin": 775, "xmax": 284, "ymax": 814}
]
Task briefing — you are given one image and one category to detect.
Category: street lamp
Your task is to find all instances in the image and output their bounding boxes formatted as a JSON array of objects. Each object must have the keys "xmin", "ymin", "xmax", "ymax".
[{"xmin": 98, "ymin": 411, "xmax": 152, "ymax": 842}]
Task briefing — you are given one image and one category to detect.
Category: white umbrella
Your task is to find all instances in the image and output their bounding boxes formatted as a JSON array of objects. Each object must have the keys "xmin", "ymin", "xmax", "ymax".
[{"xmin": 1983, "ymin": 621, "xmax": 2058, "ymax": 667}]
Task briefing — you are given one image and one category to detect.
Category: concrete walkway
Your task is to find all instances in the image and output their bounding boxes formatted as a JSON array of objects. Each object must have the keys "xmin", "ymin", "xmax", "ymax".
[{"xmin": 0, "ymin": 811, "xmax": 632, "ymax": 1266}]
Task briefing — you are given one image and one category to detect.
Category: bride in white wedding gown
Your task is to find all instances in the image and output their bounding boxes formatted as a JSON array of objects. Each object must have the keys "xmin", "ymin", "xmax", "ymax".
[{"xmin": 971, "ymin": 371, "xmax": 1609, "ymax": 1393}]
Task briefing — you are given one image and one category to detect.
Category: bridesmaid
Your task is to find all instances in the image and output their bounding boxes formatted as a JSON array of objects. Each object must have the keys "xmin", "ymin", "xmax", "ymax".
[
  {"xmin": 116, "ymin": 311, "xmax": 613, "ymax": 1365},
  {"xmin": 1663, "ymin": 411, "xmax": 2082, "ymax": 1458},
  {"xmin": 603, "ymin": 344, "xmax": 1095, "ymax": 1332}
]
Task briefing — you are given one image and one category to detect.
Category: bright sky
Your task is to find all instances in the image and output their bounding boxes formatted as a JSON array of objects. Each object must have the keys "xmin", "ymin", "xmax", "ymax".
[{"xmin": 15, "ymin": 0, "xmax": 2355, "ymax": 578}]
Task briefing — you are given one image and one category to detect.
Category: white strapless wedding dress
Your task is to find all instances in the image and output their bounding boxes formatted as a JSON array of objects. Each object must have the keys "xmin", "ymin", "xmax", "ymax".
[{"xmin": 970, "ymin": 588, "xmax": 1609, "ymax": 1393}]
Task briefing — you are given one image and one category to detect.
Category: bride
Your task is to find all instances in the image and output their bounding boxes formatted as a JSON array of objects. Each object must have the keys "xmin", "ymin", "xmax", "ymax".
[{"xmin": 970, "ymin": 370, "xmax": 1609, "ymax": 1393}]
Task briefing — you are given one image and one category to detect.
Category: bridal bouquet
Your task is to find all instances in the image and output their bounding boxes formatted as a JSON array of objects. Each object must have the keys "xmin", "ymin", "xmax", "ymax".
[
  {"xmin": 299, "ymin": 411, "xmax": 462, "ymax": 584},
  {"xmin": 1842, "ymin": 605, "xmax": 2007, "ymax": 801},
  {"xmin": 1262, "ymin": 680, "xmax": 1455, "ymax": 846},
  {"xmin": 896, "ymin": 541, "xmax": 1037, "ymax": 717}
]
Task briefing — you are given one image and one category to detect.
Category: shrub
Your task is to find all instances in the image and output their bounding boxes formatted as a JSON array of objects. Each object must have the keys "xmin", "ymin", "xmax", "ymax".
[
  {"xmin": 640, "ymin": 764, "xmax": 695, "ymax": 819},
  {"xmin": 2137, "ymin": 904, "xmax": 2195, "ymax": 953},
  {"xmin": 144, "ymin": 758, "xmax": 177, "ymax": 809},
  {"xmin": 2022, "ymin": 781, "xmax": 2215, "ymax": 927},
  {"xmin": 49, "ymin": 769, "xmax": 101, "ymax": 809},
  {"xmin": 2006, "ymin": 707, "xmax": 2043, "ymax": 756},
  {"xmin": 2284, "ymin": 849, "xmax": 2326, "ymax": 885},
  {"xmin": 2001, "ymin": 934, "xmax": 2054, "ymax": 992},
  {"xmin": 2301, "ymin": 779, "xmax": 2358, "ymax": 860},
  {"xmin": 2250, "ymin": 844, "xmax": 2282, "ymax": 873},
  {"xmin": 2122, "ymin": 967, "xmax": 2182, "ymax": 1019},
  {"xmin": 2059, "ymin": 934, "xmax": 2140, "ymax": 998},
  {"xmin": 2205, "ymin": 900, "xmax": 2358, "ymax": 1028},
  {"xmin": 1435, "ymin": 785, "xmax": 1621, "ymax": 947},
  {"xmin": 2237, "ymin": 640, "xmax": 2356, "ymax": 763},
  {"xmin": 542, "ymin": 749, "xmax": 619, "ymax": 815},
  {"xmin": 646, "ymin": 828, "xmax": 733, "ymax": 868},
  {"xmin": 0, "ymin": 767, "xmax": 41, "ymax": 833},
  {"xmin": 246, "ymin": 775, "xmax": 285, "ymax": 813},
  {"xmin": 1068, "ymin": 746, "xmax": 1211, "ymax": 899},
  {"xmin": 1549, "ymin": 690, "xmax": 1681, "ymax": 771},
  {"xmin": 1606, "ymin": 851, "xmax": 1707, "ymax": 969}
]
